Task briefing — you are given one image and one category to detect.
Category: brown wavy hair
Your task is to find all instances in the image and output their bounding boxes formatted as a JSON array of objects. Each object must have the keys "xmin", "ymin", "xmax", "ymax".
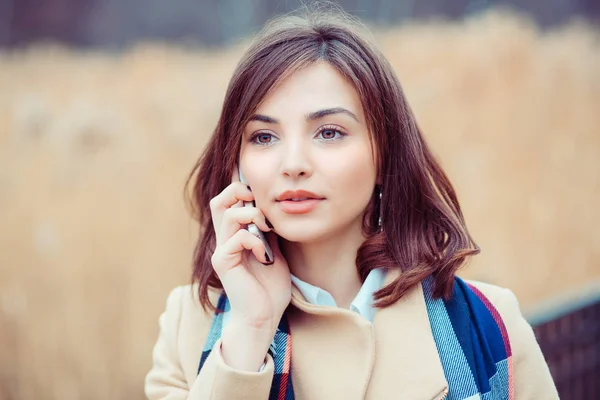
[{"xmin": 184, "ymin": 4, "xmax": 480, "ymax": 312}]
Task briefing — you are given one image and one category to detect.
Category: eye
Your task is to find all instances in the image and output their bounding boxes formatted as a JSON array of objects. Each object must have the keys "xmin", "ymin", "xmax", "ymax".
[
  {"xmin": 249, "ymin": 132, "xmax": 278, "ymax": 146},
  {"xmin": 248, "ymin": 126, "xmax": 347, "ymax": 146},
  {"xmin": 317, "ymin": 125, "xmax": 347, "ymax": 141}
]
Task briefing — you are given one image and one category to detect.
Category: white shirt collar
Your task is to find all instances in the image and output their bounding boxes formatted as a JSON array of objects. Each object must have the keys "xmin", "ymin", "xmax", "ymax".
[{"xmin": 290, "ymin": 267, "xmax": 388, "ymax": 322}]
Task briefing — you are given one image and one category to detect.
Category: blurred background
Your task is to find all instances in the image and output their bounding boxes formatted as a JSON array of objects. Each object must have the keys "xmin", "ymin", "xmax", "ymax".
[{"xmin": 0, "ymin": 0, "xmax": 598, "ymax": 399}]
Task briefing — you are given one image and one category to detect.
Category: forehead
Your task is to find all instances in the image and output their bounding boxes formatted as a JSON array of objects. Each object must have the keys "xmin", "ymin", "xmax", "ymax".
[{"xmin": 255, "ymin": 62, "xmax": 365, "ymax": 122}]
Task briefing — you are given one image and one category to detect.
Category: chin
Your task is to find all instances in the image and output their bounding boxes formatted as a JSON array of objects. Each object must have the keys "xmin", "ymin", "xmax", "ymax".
[{"xmin": 274, "ymin": 225, "xmax": 328, "ymax": 244}]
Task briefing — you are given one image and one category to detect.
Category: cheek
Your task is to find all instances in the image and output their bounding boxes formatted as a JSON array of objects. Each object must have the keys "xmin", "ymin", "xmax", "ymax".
[
  {"xmin": 239, "ymin": 156, "xmax": 270, "ymax": 201},
  {"xmin": 326, "ymin": 146, "xmax": 377, "ymax": 207}
]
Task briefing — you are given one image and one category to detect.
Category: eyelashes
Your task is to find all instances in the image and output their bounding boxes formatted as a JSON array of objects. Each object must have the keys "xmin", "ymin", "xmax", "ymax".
[{"xmin": 248, "ymin": 125, "xmax": 348, "ymax": 146}]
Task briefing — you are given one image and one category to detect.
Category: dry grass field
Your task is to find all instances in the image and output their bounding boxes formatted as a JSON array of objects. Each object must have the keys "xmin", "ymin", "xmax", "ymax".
[{"xmin": 0, "ymin": 9, "xmax": 598, "ymax": 400}]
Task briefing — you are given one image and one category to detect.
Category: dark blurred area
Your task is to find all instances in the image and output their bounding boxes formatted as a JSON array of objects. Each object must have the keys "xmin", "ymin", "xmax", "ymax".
[{"xmin": 1, "ymin": 0, "xmax": 599, "ymax": 48}]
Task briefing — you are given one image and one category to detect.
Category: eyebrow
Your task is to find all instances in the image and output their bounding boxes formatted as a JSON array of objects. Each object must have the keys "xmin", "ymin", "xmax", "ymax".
[{"xmin": 248, "ymin": 107, "xmax": 360, "ymax": 124}]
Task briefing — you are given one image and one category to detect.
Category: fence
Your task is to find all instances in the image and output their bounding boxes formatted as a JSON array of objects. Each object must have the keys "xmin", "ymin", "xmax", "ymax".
[{"xmin": 527, "ymin": 281, "xmax": 600, "ymax": 399}]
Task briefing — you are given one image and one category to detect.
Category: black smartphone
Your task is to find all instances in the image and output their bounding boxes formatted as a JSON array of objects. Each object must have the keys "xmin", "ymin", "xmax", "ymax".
[{"xmin": 238, "ymin": 165, "xmax": 274, "ymax": 264}]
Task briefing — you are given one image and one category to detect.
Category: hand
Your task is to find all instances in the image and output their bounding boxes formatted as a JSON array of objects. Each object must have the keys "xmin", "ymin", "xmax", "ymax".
[{"xmin": 209, "ymin": 167, "xmax": 292, "ymax": 333}]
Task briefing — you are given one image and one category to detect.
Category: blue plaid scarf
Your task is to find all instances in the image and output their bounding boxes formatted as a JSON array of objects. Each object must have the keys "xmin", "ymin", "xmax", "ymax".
[{"xmin": 198, "ymin": 275, "xmax": 514, "ymax": 400}]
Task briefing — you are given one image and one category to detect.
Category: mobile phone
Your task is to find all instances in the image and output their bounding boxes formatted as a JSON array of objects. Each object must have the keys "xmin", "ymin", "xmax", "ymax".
[{"xmin": 238, "ymin": 165, "xmax": 274, "ymax": 264}]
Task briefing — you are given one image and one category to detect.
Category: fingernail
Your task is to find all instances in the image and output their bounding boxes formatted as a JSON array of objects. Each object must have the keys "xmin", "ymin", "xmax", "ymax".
[
  {"xmin": 265, "ymin": 218, "xmax": 274, "ymax": 229},
  {"xmin": 263, "ymin": 252, "xmax": 273, "ymax": 265},
  {"xmin": 246, "ymin": 185, "xmax": 252, "ymax": 192}
]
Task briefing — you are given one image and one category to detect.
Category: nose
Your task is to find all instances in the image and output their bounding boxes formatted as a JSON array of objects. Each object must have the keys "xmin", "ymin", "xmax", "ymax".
[{"xmin": 279, "ymin": 135, "xmax": 313, "ymax": 180}]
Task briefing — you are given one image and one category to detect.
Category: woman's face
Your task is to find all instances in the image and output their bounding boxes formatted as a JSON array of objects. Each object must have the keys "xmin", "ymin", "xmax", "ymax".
[{"xmin": 239, "ymin": 62, "xmax": 378, "ymax": 243}]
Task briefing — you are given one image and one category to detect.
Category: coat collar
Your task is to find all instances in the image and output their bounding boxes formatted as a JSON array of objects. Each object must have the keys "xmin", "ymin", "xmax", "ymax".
[
  {"xmin": 290, "ymin": 268, "xmax": 449, "ymax": 399},
  {"xmin": 290, "ymin": 267, "xmax": 388, "ymax": 322}
]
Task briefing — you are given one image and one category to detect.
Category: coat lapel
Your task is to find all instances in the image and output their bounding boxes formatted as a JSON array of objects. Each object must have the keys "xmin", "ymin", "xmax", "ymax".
[
  {"xmin": 289, "ymin": 287, "xmax": 376, "ymax": 399},
  {"xmin": 368, "ymin": 268, "xmax": 448, "ymax": 399},
  {"xmin": 288, "ymin": 268, "xmax": 448, "ymax": 399},
  {"xmin": 187, "ymin": 271, "xmax": 449, "ymax": 399}
]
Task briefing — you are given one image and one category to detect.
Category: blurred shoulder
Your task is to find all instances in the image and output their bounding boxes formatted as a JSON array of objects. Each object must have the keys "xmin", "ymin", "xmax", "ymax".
[
  {"xmin": 460, "ymin": 278, "xmax": 559, "ymax": 397},
  {"xmin": 462, "ymin": 279, "xmax": 516, "ymax": 306},
  {"xmin": 151, "ymin": 283, "xmax": 226, "ymax": 388},
  {"xmin": 161, "ymin": 283, "xmax": 224, "ymax": 331}
]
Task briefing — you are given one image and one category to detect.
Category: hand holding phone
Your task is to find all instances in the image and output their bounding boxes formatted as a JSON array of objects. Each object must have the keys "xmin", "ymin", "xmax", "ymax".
[
  {"xmin": 238, "ymin": 166, "xmax": 275, "ymax": 264},
  {"xmin": 208, "ymin": 166, "xmax": 292, "ymax": 372}
]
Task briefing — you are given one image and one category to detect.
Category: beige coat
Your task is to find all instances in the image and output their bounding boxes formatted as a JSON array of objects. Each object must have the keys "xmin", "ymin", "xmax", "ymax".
[{"xmin": 145, "ymin": 269, "xmax": 559, "ymax": 399}]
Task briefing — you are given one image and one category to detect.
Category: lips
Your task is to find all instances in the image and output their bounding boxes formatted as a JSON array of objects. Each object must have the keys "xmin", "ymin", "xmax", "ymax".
[
  {"xmin": 277, "ymin": 189, "xmax": 324, "ymax": 202},
  {"xmin": 278, "ymin": 198, "xmax": 323, "ymax": 214}
]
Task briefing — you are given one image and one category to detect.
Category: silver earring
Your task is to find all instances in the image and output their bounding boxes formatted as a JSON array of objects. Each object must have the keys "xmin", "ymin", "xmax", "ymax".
[{"xmin": 378, "ymin": 187, "xmax": 383, "ymax": 232}]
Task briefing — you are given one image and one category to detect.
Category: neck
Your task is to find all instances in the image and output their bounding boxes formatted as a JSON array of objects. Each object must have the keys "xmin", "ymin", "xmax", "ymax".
[{"xmin": 280, "ymin": 218, "xmax": 366, "ymax": 309}]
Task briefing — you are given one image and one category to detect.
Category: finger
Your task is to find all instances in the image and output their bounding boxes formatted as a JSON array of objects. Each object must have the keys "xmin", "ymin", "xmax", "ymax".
[
  {"xmin": 212, "ymin": 229, "xmax": 268, "ymax": 275},
  {"xmin": 231, "ymin": 166, "xmax": 248, "ymax": 209},
  {"xmin": 210, "ymin": 182, "xmax": 254, "ymax": 235},
  {"xmin": 212, "ymin": 182, "xmax": 253, "ymax": 210},
  {"xmin": 218, "ymin": 206, "xmax": 272, "ymax": 245}
]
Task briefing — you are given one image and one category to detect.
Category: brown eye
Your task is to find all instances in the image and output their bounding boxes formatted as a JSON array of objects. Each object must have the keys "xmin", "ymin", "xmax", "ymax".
[
  {"xmin": 257, "ymin": 134, "xmax": 272, "ymax": 143},
  {"xmin": 317, "ymin": 126, "xmax": 347, "ymax": 142},
  {"xmin": 250, "ymin": 132, "xmax": 276, "ymax": 146},
  {"xmin": 321, "ymin": 129, "xmax": 336, "ymax": 139}
]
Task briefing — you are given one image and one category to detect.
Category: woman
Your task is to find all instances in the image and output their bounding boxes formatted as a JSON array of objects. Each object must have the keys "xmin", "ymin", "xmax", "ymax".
[{"xmin": 145, "ymin": 6, "xmax": 558, "ymax": 400}]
